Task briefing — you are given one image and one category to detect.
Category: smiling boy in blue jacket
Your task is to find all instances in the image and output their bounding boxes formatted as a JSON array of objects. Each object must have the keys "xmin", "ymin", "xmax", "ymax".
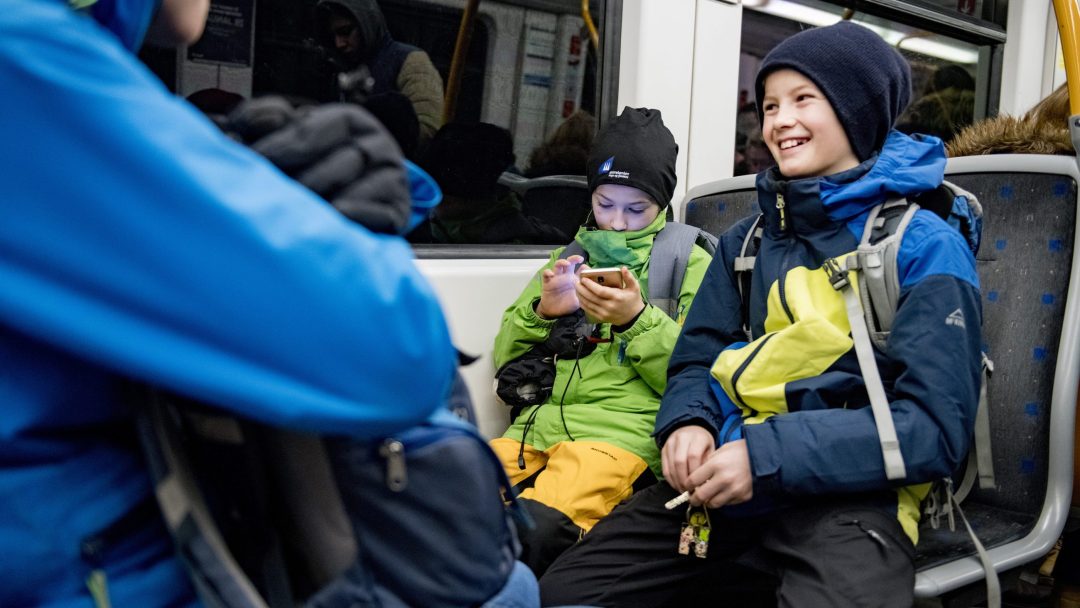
[{"xmin": 540, "ymin": 21, "xmax": 982, "ymax": 608}]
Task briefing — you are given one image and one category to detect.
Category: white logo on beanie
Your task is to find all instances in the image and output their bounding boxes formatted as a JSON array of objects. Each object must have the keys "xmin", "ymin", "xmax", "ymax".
[{"xmin": 598, "ymin": 155, "xmax": 630, "ymax": 180}]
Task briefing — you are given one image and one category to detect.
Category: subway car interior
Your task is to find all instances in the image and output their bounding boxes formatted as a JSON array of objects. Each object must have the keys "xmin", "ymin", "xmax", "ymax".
[{"xmin": 120, "ymin": 0, "xmax": 1080, "ymax": 606}]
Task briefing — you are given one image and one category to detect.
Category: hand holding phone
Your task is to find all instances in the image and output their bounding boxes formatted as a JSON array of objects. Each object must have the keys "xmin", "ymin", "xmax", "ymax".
[{"xmin": 576, "ymin": 265, "xmax": 645, "ymax": 326}]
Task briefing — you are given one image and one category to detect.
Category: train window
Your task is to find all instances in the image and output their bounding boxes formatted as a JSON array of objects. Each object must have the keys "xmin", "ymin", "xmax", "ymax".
[
  {"xmin": 734, "ymin": 0, "xmax": 1003, "ymax": 177},
  {"xmin": 140, "ymin": 0, "xmax": 612, "ymax": 251}
]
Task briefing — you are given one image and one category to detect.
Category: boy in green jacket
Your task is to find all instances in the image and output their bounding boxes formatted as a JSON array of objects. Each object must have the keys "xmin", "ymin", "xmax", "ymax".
[{"xmin": 490, "ymin": 107, "xmax": 712, "ymax": 576}]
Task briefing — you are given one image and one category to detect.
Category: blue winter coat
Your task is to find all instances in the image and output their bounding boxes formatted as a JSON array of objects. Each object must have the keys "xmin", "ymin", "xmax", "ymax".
[
  {"xmin": 0, "ymin": 1, "xmax": 456, "ymax": 605},
  {"xmin": 654, "ymin": 132, "xmax": 983, "ymax": 542}
]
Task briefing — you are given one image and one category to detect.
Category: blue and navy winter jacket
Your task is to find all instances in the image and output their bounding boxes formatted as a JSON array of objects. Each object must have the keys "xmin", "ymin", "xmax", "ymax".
[
  {"xmin": 0, "ymin": 1, "xmax": 455, "ymax": 606},
  {"xmin": 654, "ymin": 132, "xmax": 983, "ymax": 542}
]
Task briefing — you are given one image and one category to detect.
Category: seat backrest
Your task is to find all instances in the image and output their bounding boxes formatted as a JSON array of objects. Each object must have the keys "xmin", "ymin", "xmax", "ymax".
[
  {"xmin": 680, "ymin": 156, "xmax": 1079, "ymax": 598},
  {"xmin": 500, "ymin": 172, "xmax": 590, "ymax": 239},
  {"xmin": 681, "ymin": 174, "xmax": 759, "ymax": 236}
]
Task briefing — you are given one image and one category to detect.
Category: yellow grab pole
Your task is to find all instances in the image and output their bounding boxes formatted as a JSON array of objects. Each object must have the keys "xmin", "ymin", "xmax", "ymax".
[
  {"xmin": 582, "ymin": 0, "xmax": 599, "ymax": 51},
  {"xmin": 1053, "ymin": 0, "xmax": 1080, "ymax": 511},
  {"xmin": 1053, "ymin": 0, "xmax": 1080, "ymax": 116},
  {"xmin": 444, "ymin": 0, "xmax": 480, "ymax": 124}
]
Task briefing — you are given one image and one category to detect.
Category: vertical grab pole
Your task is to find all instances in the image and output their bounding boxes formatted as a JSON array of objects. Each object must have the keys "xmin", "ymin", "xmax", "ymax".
[
  {"xmin": 582, "ymin": 0, "xmax": 600, "ymax": 51},
  {"xmin": 1054, "ymin": 0, "xmax": 1080, "ymax": 116},
  {"xmin": 1051, "ymin": 0, "xmax": 1080, "ymax": 523},
  {"xmin": 443, "ymin": 0, "xmax": 480, "ymax": 124}
]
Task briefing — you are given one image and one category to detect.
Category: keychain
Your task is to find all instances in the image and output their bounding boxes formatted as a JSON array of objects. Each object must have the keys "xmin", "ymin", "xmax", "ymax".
[{"xmin": 677, "ymin": 505, "xmax": 711, "ymax": 558}]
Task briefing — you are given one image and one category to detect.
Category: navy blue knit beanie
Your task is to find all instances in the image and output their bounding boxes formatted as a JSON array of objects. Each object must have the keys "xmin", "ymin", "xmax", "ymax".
[
  {"xmin": 587, "ymin": 107, "xmax": 678, "ymax": 208},
  {"xmin": 755, "ymin": 21, "xmax": 912, "ymax": 161}
]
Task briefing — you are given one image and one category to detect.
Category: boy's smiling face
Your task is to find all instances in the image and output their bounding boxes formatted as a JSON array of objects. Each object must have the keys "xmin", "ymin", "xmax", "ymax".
[
  {"xmin": 761, "ymin": 68, "xmax": 860, "ymax": 179},
  {"xmin": 591, "ymin": 184, "xmax": 660, "ymax": 232}
]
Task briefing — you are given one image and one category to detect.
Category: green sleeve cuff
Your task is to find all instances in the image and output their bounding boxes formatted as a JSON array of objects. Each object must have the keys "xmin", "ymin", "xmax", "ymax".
[
  {"xmin": 524, "ymin": 298, "xmax": 558, "ymax": 328},
  {"xmin": 614, "ymin": 304, "xmax": 667, "ymax": 340}
]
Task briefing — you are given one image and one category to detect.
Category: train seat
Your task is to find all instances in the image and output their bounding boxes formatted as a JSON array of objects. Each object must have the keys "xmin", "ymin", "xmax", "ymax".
[
  {"xmin": 498, "ymin": 172, "xmax": 590, "ymax": 240},
  {"xmin": 680, "ymin": 154, "xmax": 1079, "ymax": 600}
]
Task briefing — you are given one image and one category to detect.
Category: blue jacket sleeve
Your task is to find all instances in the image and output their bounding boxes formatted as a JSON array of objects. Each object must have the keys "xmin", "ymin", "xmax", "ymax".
[
  {"xmin": 743, "ymin": 219, "xmax": 983, "ymax": 494},
  {"xmin": 0, "ymin": 4, "xmax": 456, "ymax": 438},
  {"xmin": 654, "ymin": 215, "xmax": 758, "ymax": 445}
]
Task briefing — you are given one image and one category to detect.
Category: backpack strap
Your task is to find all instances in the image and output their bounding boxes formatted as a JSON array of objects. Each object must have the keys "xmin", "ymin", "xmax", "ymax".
[
  {"xmin": 734, "ymin": 214, "xmax": 764, "ymax": 341},
  {"xmin": 823, "ymin": 255, "xmax": 908, "ymax": 481},
  {"xmin": 558, "ymin": 241, "xmax": 587, "ymax": 262},
  {"xmin": 648, "ymin": 222, "xmax": 716, "ymax": 320},
  {"xmin": 857, "ymin": 199, "xmax": 919, "ymax": 350},
  {"xmin": 137, "ymin": 392, "xmax": 277, "ymax": 608}
]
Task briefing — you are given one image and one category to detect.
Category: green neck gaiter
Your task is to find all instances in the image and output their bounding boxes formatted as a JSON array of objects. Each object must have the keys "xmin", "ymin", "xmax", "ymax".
[{"xmin": 574, "ymin": 213, "xmax": 667, "ymax": 269}]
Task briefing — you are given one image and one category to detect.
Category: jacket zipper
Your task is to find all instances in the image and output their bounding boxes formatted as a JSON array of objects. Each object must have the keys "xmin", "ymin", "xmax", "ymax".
[
  {"xmin": 731, "ymin": 333, "xmax": 775, "ymax": 411},
  {"xmin": 773, "ymin": 191, "xmax": 796, "ymax": 324},
  {"xmin": 379, "ymin": 439, "xmax": 408, "ymax": 491},
  {"xmin": 776, "ymin": 192, "xmax": 788, "ymax": 232},
  {"xmin": 777, "ymin": 241, "xmax": 796, "ymax": 324}
]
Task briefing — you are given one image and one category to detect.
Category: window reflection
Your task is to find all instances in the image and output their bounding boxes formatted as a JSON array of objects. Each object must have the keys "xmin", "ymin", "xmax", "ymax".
[
  {"xmin": 143, "ymin": 0, "xmax": 604, "ymax": 247},
  {"xmin": 734, "ymin": 1, "xmax": 988, "ymax": 176}
]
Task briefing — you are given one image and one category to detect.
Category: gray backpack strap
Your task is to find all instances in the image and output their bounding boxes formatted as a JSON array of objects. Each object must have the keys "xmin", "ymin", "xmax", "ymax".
[
  {"xmin": 137, "ymin": 393, "xmax": 274, "ymax": 608},
  {"xmin": 559, "ymin": 241, "xmax": 586, "ymax": 261},
  {"xmin": 823, "ymin": 256, "xmax": 907, "ymax": 481},
  {"xmin": 856, "ymin": 199, "xmax": 918, "ymax": 350},
  {"xmin": 734, "ymin": 215, "xmax": 764, "ymax": 341},
  {"xmin": 648, "ymin": 222, "xmax": 714, "ymax": 320}
]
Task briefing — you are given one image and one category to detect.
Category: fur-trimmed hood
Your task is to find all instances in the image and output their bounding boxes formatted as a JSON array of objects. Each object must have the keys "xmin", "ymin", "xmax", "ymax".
[{"xmin": 947, "ymin": 113, "xmax": 1073, "ymax": 156}]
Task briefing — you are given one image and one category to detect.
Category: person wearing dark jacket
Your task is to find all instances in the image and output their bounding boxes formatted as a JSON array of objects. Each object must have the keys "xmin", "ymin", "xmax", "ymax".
[
  {"xmin": 540, "ymin": 22, "xmax": 982, "ymax": 608},
  {"xmin": 318, "ymin": 0, "xmax": 444, "ymax": 145},
  {"xmin": 416, "ymin": 122, "xmax": 569, "ymax": 244}
]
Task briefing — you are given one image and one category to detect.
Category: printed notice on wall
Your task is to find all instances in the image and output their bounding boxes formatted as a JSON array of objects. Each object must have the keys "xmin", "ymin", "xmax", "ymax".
[{"xmin": 187, "ymin": 0, "xmax": 253, "ymax": 67}]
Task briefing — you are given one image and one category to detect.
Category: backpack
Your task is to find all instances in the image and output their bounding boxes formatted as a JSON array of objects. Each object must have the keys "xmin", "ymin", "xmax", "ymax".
[
  {"xmin": 137, "ymin": 370, "xmax": 526, "ymax": 608},
  {"xmin": 561, "ymin": 221, "xmax": 719, "ymax": 320},
  {"xmin": 733, "ymin": 180, "xmax": 1000, "ymax": 601}
]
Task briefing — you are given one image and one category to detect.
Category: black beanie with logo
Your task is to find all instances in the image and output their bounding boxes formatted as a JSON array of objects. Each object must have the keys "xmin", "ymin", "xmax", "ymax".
[
  {"xmin": 754, "ymin": 21, "xmax": 912, "ymax": 162},
  {"xmin": 586, "ymin": 107, "xmax": 678, "ymax": 208}
]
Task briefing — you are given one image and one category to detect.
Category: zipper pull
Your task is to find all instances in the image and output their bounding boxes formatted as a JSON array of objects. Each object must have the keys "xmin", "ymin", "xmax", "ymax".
[
  {"xmin": 776, "ymin": 193, "xmax": 788, "ymax": 232},
  {"xmin": 86, "ymin": 569, "xmax": 112, "ymax": 608},
  {"xmin": 379, "ymin": 439, "xmax": 408, "ymax": 491}
]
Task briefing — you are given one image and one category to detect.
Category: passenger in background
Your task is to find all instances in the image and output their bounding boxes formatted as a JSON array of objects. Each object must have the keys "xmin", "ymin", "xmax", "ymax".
[
  {"xmin": 541, "ymin": 23, "xmax": 982, "ymax": 608},
  {"xmin": 363, "ymin": 90, "xmax": 421, "ymax": 159},
  {"xmin": 490, "ymin": 107, "xmax": 712, "ymax": 576},
  {"xmin": 317, "ymin": 0, "xmax": 444, "ymax": 146},
  {"xmin": 742, "ymin": 132, "xmax": 774, "ymax": 174},
  {"xmin": 525, "ymin": 109, "xmax": 597, "ymax": 178},
  {"xmin": 897, "ymin": 63, "xmax": 976, "ymax": 144},
  {"xmin": 412, "ymin": 122, "xmax": 568, "ymax": 244},
  {"xmin": 733, "ymin": 100, "xmax": 762, "ymax": 175}
]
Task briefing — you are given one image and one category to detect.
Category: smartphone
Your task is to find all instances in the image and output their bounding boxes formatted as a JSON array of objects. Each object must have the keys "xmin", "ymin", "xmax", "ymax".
[{"xmin": 580, "ymin": 267, "xmax": 624, "ymax": 288}]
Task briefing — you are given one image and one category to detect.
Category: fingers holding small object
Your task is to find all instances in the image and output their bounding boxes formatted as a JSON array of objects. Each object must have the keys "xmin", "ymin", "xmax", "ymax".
[{"xmin": 665, "ymin": 491, "xmax": 691, "ymax": 510}]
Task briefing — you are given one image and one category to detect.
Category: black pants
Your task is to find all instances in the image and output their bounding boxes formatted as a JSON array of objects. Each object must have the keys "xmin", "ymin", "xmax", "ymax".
[{"xmin": 539, "ymin": 483, "xmax": 915, "ymax": 608}]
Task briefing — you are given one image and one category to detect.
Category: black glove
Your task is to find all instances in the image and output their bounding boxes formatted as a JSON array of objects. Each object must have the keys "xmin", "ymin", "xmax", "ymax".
[{"xmin": 225, "ymin": 97, "xmax": 411, "ymax": 235}]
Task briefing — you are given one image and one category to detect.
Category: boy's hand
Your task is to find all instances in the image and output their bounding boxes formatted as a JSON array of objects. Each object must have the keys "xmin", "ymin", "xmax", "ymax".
[
  {"xmin": 536, "ymin": 255, "xmax": 583, "ymax": 319},
  {"xmin": 662, "ymin": 425, "xmax": 716, "ymax": 492},
  {"xmin": 686, "ymin": 439, "xmax": 753, "ymax": 508},
  {"xmin": 575, "ymin": 265, "xmax": 645, "ymax": 326}
]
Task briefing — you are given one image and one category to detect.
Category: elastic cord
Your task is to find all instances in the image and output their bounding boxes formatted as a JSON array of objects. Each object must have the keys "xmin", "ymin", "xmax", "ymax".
[
  {"xmin": 518, "ymin": 403, "xmax": 543, "ymax": 469},
  {"xmin": 556, "ymin": 339, "xmax": 587, "ymax": 442}
]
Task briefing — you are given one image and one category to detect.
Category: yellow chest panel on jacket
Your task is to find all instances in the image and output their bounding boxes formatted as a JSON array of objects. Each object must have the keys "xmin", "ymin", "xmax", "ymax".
[{"xmin": 711, "ymin": 252, "xmax": 859, "ymax": 423}]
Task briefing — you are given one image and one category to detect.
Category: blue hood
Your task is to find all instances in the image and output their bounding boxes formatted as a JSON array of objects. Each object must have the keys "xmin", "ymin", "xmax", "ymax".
[
  {"xmin": 819, "ymin": 130, "xmax": 946, "ymax": 223},
  {"xmin": 83, "ymin": 0, "xmax": 160, "ymax": 51}
]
